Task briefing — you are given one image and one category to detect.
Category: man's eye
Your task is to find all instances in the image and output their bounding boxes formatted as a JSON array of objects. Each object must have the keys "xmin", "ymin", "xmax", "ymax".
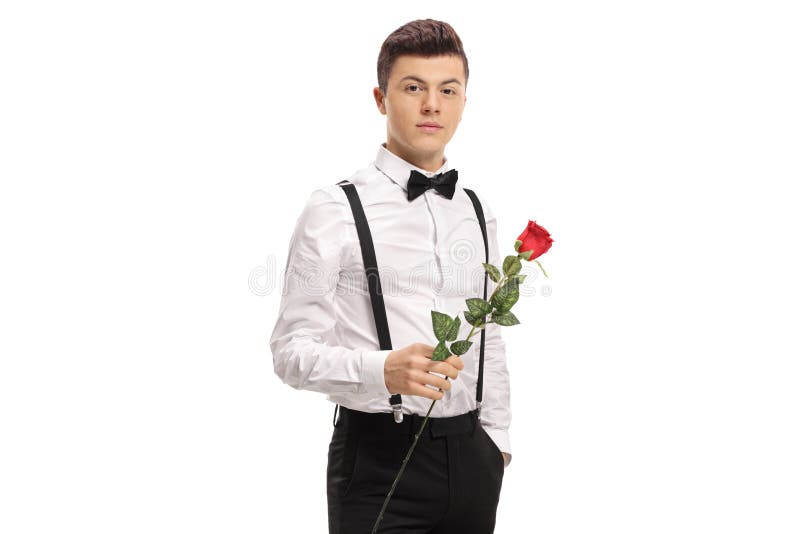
[
  {"xmin": 443, "ymin": 88, "xmax": 456, "ymax": 95},
  {"xmin": 407, "ymin": 84, "xmax": 421, "ymax": 92}
]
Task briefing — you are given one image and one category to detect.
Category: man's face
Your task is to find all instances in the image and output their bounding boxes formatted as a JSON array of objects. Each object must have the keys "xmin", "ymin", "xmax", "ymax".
[{"xmin": 374, "ymin": 54, "xmax": 467, "ymax": 168}]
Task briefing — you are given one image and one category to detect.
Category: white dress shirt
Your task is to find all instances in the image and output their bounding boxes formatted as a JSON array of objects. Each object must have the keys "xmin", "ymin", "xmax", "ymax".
[{"xmin": 270, "ymin": 142, "xmax": 512, "ymax": 465}]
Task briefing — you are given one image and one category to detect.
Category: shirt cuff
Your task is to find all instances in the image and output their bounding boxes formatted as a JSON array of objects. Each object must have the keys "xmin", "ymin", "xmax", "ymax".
[
  {"xmin": 361, "ymin": 349, "xmax": 393, "ymax": 397},
  {"xmin": 483, "ymin": 426, "xmax": 512, "ymax": 467}
]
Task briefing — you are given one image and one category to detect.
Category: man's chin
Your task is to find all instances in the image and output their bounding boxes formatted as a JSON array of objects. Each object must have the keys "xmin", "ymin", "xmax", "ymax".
[{"xmin": 410, "ymin": 138, "xmax": 446, "ymax": 154}]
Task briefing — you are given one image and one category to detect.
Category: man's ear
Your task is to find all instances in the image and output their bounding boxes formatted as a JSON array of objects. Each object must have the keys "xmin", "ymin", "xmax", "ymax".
[{"xmin": 373, "ymin": 87, "xmax": 387, "ymax": 115}]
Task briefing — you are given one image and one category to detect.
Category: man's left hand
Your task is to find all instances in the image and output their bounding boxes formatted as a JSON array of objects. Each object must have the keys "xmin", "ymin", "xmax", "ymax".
[{"xmin": 501, "ymin": 452, "xmax": 510, "ymax": 467}]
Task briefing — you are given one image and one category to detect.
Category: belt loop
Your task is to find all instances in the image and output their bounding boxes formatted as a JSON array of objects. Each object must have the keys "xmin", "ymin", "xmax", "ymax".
[
  {"xmin": 407, "ymin": 413, "xmax": 418, "ymax": 441},
  {"xmin": 470, "ymin": 409, "xmax": 478, "ymax": 437}
]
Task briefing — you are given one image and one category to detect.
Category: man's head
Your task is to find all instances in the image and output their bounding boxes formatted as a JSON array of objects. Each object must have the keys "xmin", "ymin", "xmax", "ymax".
[{"xmin": 374, "ymin": 19, "xmax": 468, "ymax": 171}]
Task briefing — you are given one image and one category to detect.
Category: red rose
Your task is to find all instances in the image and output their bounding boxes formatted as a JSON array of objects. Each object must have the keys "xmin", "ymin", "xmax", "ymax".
[{"xmin": 515, "ymin": 220, "xmax": 554, "ymax": 261}]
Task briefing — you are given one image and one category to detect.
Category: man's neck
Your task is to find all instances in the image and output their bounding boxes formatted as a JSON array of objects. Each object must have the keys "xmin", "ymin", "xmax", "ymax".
[{"xmin": 384, "ymin": 141, "xmax": 444, "ymax": 173}]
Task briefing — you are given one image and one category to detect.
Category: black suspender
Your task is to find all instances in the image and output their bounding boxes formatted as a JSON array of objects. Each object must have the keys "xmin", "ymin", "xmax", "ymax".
[
  {"xmin": 463, "ymin": 188, "xmax": 489, "ymax": 416},
  {"xmin": 336, "ymin": 180, "xmax": 401, "ymax": 423},
  {"xmin": 334, "ymin": 180, "xmax": 489, "ymax": 426}
]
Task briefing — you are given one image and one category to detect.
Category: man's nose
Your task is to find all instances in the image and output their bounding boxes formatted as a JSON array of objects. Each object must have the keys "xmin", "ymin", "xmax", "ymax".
[{"xmin": 422, "ymin": 91, "xmax": 440, "ymax": 113}]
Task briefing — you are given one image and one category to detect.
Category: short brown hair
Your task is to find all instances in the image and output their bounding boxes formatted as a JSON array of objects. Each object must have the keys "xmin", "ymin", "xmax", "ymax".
[{"xmin": 377, "ymin": 19, "xmax": 469, "ymax": 96}]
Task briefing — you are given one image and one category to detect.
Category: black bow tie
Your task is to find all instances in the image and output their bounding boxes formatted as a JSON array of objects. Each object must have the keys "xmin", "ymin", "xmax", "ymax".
[{"xmin": 406, "ymin": 169, "xmax": 458, "ymax": 201}]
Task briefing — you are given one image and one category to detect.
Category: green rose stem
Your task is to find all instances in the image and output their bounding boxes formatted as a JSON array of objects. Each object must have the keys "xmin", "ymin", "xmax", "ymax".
[{"xmin": 371, "ymin": 271, "xmax": 513, "ymax": 534}]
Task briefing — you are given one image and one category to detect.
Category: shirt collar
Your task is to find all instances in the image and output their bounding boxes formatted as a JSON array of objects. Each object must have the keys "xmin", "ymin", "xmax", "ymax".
[{"xmin": 374, "ymin": 142, "xmax": 450, "ymax": 193}]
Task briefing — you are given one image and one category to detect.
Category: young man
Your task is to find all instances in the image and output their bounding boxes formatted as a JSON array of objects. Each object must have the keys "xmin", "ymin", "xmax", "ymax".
[{"xmin": 270, "ymin": 19, "xmax": 511, "ymax": 533}]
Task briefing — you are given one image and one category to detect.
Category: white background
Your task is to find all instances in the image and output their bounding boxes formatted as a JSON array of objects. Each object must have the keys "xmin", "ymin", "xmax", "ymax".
[{"xmin": 2, "ymin": 1, "xmax": 799, "ymax": 532}]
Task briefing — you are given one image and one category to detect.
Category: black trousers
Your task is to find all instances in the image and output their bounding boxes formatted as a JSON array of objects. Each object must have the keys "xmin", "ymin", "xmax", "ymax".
[{"xmin": 327, "ymin": 406, "xmax": 505, "ymax": 534}]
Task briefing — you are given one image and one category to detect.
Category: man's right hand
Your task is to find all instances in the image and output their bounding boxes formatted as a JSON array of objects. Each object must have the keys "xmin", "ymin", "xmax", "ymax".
[{"xmin": 384, "ymin": 343, "xmax": 465, "ymax": 400}]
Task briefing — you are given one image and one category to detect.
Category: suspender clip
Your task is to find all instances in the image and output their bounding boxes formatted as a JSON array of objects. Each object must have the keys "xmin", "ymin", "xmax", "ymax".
[
  {"xmin": 476, "ymin": 400, "xmax": 482, "ymax": 421},
  {"xmin": 391, "ymin": 403, "xmax": 404, "ymax": 423}
]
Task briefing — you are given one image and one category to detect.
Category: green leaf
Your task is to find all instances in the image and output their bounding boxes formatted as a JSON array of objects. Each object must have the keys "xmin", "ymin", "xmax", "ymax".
[
  {"xmin": 466, "ymin": 298, "xmax": 493, "ymax": 317},
  {"xmin": 491, "ymin": 277, "xmax": 520, "ymax": 313},
  {"xmin": 432, "ymin": 340, "xmax": 450, "ymax": 361},
  {"xmin": 491, "ymin": 311, "xmax": 520, "ymax": 326},
  {"xmin": 444, "ymin": 315, "xmax": 461, "ymax": 341},
  {"xmin": 450, "ymin": 340, "xmax": 473, "ymax": 355},
  {"xmin": 431, "ymin": 311, "xmax": 453, "ymax": 342},
  {"xmin": 519, "ymin": 249, "xmax": 534, "ymax": 261},
  {"xmin": 463, "ymin": 311, "xmax": 486, "ymax": 328},
  {"xmin": 514, "ymin": 239, "xmax": 522, "ymax": 252},
  {"xmin": 502, "ymin": 255, "xmax": 522, "ymax": 276},
  {"xmin": 483, "ymin": 262, "xmax": 501, "ymax": 283},
  {"xmin": 513, "ymin": 274, "xmax": 527, "ymax": 284}
]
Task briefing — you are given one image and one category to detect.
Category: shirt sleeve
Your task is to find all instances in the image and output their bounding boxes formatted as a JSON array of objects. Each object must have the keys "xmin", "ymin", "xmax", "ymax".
[
  {"xmin": 269, "ymin": 187, "xmax": 393, "ymax": 397},
  {"xmin": 477, "ymin": 193, "xmax": 513, "ymax": 467}
]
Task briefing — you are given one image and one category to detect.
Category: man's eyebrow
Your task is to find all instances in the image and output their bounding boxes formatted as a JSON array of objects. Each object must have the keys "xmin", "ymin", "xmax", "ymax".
[{"xmin": 399, "ymin": 75, "xmax": 463, "ymax": 86}]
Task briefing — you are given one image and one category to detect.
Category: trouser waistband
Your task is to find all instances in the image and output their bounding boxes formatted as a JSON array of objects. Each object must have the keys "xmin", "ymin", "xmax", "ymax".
[{"xmin": 335, "ymin": 405, "xmax": 479, "ymax": 439}]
